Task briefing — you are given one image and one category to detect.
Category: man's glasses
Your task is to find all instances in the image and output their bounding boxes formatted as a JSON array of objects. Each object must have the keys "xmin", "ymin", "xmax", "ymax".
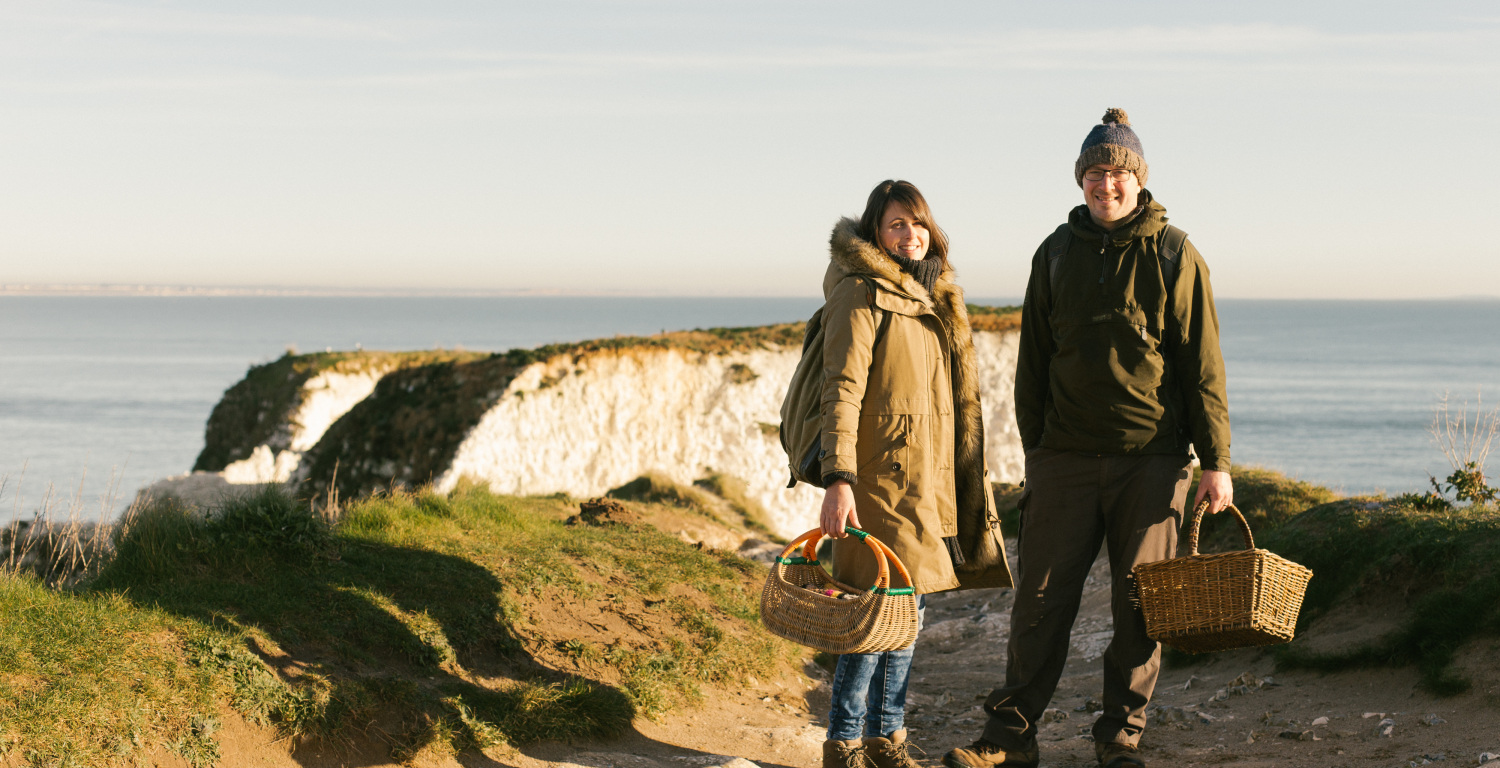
[{"xmin": 1082, "ymin": 168, "xmax": 1134, "ymax": 182}]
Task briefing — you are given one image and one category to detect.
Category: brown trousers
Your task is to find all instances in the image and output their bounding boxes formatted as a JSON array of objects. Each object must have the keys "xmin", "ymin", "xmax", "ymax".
[{"xmin": 982, "ymin": 448, "xmax": 1191, "ymax": 749}]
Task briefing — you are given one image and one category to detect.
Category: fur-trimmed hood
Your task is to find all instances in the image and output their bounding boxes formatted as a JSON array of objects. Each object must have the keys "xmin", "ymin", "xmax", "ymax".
[
  {"xmin": 822, "ymin": 217, "xmax": 1005, "ymax": 578},
  {"xmin": 823, "ymin": 217, "xmax": 955, "ymax": 308}
]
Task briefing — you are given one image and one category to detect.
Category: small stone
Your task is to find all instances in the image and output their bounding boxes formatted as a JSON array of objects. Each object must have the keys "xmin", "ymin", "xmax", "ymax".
[
  {"xmin": 1196, "ymin": 711, "xmax": 1217, "ymax": 724},
  {"xmin": 1480, "ymin": 753, "xmax": 1500, "ymax": 766},
  {"xmin": 1040, "ymin": 708, "xmax": 1069, "ymax": 724},
  {"xmin": 1311, "ymin": 716, "xmax": 1329, "ymax": 726},
  {"xmin": 1278, "ymin": 729, "xmax": 1313, "ymax": 741},
  {"xmin": 720, "ymin": 760, "xmax": 760, "ymax": 768},
  {"xmin": 1209, "ymin": 688, "xmax": 1230, "ymax": 702},
  {"xmin": 1363, "ymin": 712, "xmax": 1386, "ymax": 719},
  {"xmin": 1378, "ymin": 718, "xmax": 1395, "ymax": 738},
  {"xmin": 1230, "ymin": 671, "xmax": 1261, "ymax": 688},
  {"xmin": 1421, "ymin": 713, "xmax": 1447, "ymax": 726},
  {"xmin": 1244, "ymin": 731, "xmax": 1256, "ymax": 744},
  {"xmin": 1147, "ymin": 706, "xmax": 1190, "ymax": 728}
]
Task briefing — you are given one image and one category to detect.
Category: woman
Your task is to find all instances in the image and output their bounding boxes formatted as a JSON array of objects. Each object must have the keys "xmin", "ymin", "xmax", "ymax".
[{"xmin": 818, "ymin": 180, "xmax": 1013, "ymax": 768}]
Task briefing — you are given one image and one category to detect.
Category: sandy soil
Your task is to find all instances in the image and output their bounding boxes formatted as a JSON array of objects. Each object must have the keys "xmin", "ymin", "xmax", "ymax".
[{"xmin": 214, "ymin": 532, "xmax": 1500, "ymax": 768}]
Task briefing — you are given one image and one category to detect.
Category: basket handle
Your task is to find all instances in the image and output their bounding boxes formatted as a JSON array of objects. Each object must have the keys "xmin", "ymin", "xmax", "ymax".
[
  {"xmin": 1182, "ymin": 501, "xmax": 1254, "ymax": 557},
  {"xmin": 777, "ymin": 526, "xmax": 913, "ymax": 589}
]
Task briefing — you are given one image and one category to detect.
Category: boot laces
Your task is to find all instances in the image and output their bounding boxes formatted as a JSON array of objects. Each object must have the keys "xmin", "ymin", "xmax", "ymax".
[
  {"xmin": 831, "ymin": 742, "xmax": 869, "ymax": 768},
  {"xmin": 874, "ymin": 739, "xmax": 924, "ymax": 768}
]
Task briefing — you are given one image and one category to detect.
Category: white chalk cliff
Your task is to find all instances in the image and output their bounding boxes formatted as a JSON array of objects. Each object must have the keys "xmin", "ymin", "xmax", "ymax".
[
  {"xmin": 435, "ymin": 330, "xmax": 1021, "ymax": 538},
  {"xmin": 157, "ymin": 330, "xmax": 1023, "ymax": 539},
  {"xmin": 221, "ymin": 369, "xmax": 390, "ymax": 484}
]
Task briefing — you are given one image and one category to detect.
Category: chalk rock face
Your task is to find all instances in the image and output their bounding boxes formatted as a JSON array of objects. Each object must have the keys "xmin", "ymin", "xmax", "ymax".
[
  {"xmin": 218, "ymin": 369, "xmax": 387, "ymax": 483},
  {"xmin": 973, "ymin": 330, "xmax": 1023, "ymax": 484},
  {"xmin": 437, "ymin": 331, "xmax": 1024, "ymax": 538},
  {"xmin": 437, "ymin": 347, "xmax": 822, "ymax": 536},
  {"xmin": 171, "ymin": 327, "xmax": 1024, "ymax": 540}
]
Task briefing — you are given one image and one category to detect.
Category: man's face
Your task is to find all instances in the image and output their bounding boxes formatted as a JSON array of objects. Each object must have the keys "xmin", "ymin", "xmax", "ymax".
[{"xmin": 1082, "ymin": 163, "xmax": 1141, "ymax": 229}]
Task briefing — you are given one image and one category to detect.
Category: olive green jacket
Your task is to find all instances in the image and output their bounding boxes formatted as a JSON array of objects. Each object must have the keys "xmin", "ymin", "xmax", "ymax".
[
  {"xmin": 1015, "ymin": 194, "xmax": 1231, "ymax": 471},
  {"xmin": 818, "ymin": 218, "xmax": 1013, "ymax": 594}
]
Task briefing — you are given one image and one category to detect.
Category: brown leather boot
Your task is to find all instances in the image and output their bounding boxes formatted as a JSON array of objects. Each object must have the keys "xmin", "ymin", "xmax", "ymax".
[
  {"xmin": 1095, "ymin": 741, "xmax": 1145, "ymax": 768},
  {"xmin": 942, "ymin": 738, "xmax": 1039, "ymax": 768},
  {"xmin": 824, "ymin": 738, "xmax": 873, "ymax": 768},
  {"xmin": 863, "ymin": 729, "xmax": 920, "ymax": 768}
]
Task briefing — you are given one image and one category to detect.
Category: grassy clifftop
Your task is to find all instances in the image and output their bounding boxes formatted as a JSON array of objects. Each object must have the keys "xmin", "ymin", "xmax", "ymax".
[
  {"xmin": 6, "ymin": 461, "xmax": 1500, "ymax": 762},
  {"xmin": 2, "ymin": 483, "xmax": 791, "ymax": 764}
]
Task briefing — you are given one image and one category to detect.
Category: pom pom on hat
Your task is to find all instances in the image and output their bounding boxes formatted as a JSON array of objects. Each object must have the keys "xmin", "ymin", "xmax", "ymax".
[{"xmin": 1075, "ymin": 107, "xmax": 1148, "ymax": 187}]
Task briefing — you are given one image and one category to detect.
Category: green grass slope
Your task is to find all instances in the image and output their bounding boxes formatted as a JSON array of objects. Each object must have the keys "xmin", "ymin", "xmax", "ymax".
[
  {"xmin": 1, "ymin": 485, "xmax": 792, "ymax": 764},
  {"xmin": 1263, "ymin": 497, "xmax": 1500, "ymax": 694}
]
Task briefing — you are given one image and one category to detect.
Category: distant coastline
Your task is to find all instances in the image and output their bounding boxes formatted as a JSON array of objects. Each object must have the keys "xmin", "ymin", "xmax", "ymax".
[
  {"xmin": 3, "ymin": 284, "xmax": 1496, "ymax": 300},
  {"xmin": 0, "ymin": 283, "xmax": 593, "ymax": 298}
]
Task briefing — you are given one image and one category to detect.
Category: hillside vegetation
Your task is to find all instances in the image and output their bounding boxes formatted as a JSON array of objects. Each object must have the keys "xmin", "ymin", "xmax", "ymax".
[
  {"xmin": 8, "ymin": 448, "xmax": 1500, "ymax": 762},
  {"xmin": 1, "ymin": 482, "xmax": 794, "ymax": 765}
]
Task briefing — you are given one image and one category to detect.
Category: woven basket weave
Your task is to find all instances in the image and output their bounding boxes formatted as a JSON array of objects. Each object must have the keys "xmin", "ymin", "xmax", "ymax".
[
  {"xmin": 1134, "ymin": 502, "xmax": 1313, "ymax": 654},
  {"xmin": 760, "ymin": 526, "xmax": 919, "ymax": 654}
]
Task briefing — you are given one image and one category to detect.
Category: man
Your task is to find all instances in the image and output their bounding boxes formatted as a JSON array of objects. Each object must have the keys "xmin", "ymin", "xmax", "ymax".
[{"xmin": 945, "ymin": 108, "xmax": 1232, "ymax": 768}]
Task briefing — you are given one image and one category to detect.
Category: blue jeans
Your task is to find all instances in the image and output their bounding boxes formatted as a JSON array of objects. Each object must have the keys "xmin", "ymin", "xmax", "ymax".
[{"xmin": 827, "ymin": 595, "xmax": 926, "ymax": 740}]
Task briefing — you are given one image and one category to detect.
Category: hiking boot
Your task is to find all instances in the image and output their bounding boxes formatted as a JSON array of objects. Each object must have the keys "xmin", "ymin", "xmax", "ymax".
[
  {"xmin": 942, "ymin": 738, "xmax": 1039, "ymax": 768},
  {"xmin": 824, "ymin": 738, "xmax": 874, "ymax": 768},
  {"xmin": 863, "ymin": 729, "xmax": 921, "ymax": 768},
  {"xmin": 1095, "ymin": 741, "xmax": 1145, "ymax": 768}
]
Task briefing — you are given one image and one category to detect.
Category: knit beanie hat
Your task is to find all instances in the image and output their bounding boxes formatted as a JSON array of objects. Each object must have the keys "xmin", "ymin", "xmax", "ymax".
[{"xmin": 1074, "ymin": 108, "xmax": 1148, "ymax": 188}]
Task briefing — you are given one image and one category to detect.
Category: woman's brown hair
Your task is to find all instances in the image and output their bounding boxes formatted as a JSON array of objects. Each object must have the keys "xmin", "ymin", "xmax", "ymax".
[{"xmin": 857, "ymin": 179, "xmax": 950, "ymax": 269}]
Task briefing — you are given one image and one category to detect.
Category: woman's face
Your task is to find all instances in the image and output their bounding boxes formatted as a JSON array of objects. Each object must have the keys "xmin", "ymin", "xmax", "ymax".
[{"xmin": 878, "ymin": 201, "xmax": 930, "ymax": 260}]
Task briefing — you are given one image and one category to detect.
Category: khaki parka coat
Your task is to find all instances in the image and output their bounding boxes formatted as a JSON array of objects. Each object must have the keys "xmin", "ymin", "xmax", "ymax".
[{"xmin": 818, "ymin": 218, "xmax": 1013, "ymax": 595}]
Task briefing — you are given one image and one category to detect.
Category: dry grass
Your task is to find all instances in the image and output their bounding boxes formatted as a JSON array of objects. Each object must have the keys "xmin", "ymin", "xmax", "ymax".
[{"xmin": 0, "ymin": 469, "xmax": 135, "ymax": 587}]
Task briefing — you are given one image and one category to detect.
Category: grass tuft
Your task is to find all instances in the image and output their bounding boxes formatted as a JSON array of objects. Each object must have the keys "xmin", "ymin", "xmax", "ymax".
[
  {"xmin": 695, "ymin": 472, "xmax": 782, "ymax": 542},
  {"xmin": 609, "ymin": 473, "xmax": 719, "ymax": 519}
]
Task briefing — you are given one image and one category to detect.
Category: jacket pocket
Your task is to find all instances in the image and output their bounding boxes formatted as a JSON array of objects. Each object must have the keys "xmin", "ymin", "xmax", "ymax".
[{"xmin": 855, "ymin": 414, "xmax": 910, "ymax": 480}]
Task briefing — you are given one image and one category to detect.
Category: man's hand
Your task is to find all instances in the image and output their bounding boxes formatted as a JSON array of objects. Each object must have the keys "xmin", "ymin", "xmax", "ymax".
[
  {"xmin": 1193, "ymin": 469, "xmax": 1233, "ymax": 515},
  {"xmin": 821, "ymin": 481, "xmax": 860, "ymax": 537}
]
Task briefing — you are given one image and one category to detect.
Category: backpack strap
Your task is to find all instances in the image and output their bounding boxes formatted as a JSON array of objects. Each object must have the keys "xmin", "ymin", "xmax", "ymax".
[
  {"xmin": 866, "ymin": 280, "xmax": 894, "ymax": 349},
  {"xmin": 1158, "ymin": 224, "xmax": 1189, "ymax": 293},
  {"xmin": 1045, "ymin": 223, "xmax": 1071, "ymax": 297},
  {"xmin": 791, "ymin": 280, "xmax": 895, "ymax": 489}
]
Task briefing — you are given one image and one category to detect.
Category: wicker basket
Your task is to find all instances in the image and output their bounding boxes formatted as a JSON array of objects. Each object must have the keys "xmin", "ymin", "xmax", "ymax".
[
  {"xmin": 1134, "ymin": 502, "xmax": 1313, "ymax": 654},
  {"xmin": 760, "ymin": 526, "xmax": 919, "ymax": 654}
]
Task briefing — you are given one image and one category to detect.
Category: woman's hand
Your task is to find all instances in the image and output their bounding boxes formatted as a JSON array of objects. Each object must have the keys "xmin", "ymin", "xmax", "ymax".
[{"xmin": 820, "ymin": 481, "xmax": 860, "ymax": 537}]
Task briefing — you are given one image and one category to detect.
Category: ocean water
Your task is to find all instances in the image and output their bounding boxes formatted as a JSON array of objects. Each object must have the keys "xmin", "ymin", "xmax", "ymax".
[{"xmin": 1, "ymin": 296, "xmax": 1496, "ymax": 519}]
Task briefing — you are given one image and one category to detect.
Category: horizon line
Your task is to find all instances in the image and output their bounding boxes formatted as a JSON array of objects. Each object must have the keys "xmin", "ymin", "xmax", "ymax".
[{"xmin": 1, "ymin": 283, "xmax": 1496, "ymax": 302}]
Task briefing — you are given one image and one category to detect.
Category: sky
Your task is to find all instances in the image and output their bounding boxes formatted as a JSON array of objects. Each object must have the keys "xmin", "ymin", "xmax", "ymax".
[{"xmin": 1, "ymin": 1, "xmax": 1497, "ymax": 298}]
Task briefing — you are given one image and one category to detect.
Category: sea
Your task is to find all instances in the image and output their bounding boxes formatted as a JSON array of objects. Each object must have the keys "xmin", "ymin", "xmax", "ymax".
[{"xmin": 2, "ymin": 296, "xmax": 1497, "ymax": 521}]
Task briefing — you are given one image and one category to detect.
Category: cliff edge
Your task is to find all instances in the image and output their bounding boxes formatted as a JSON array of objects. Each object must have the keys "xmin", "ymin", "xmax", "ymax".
[{"xmin": 160, "ymin": 308, "xmax": 1024, "ymax": 538}]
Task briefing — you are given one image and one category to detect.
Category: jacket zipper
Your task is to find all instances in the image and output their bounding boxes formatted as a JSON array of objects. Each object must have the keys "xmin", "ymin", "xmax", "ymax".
[{"xmin": 1098, "ymin": 236, "xmax": 1109, "ymax": 284}]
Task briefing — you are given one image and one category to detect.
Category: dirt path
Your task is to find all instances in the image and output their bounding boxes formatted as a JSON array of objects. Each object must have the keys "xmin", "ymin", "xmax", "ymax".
[{"xmin": 504, "ymin": 543, "xmax": 1500, "ymax": 768}]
